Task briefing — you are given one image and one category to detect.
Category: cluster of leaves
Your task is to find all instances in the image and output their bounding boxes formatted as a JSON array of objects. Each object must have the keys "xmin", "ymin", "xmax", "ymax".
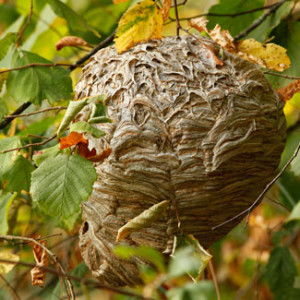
[{"xmin": 0, "ymin": 0, "xmax": 299, "ymax": 299}]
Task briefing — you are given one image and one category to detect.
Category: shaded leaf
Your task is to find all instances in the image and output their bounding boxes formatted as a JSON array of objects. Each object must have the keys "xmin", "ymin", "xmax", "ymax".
[
  {"xmin": 88, "ymin": 116, "xmax": 112, "ymax": 124},
  {"xmin": 70, "ymin": 122, "xmax": 105, "ymax": 138},
  {"xmin": 6, "ymin": 50, "xmax": 72, "ymax": 105},
  {"xmin": 287, "ymin": 202, "xmax": 300, "ymax": 222},
  {"xmin": 114, "ymin": 245, "xmax": 166, "ymax": 273},
  {"xmin": 56, "ymin": 99, "xmax": 89, "ymax": 137},
  {"xmin": 59, "ymin": 131, "xmax": 87, "ymax": 150},
  {"xmin": 31, "ymin": 239, "xmax": 48, "ymax": 287},
  {"xmin": 56, "ymin": 35, "xmax": 91, "ymax": 51},
  {"xmin": 265, "ymin": 246, "xmax": 298, "ymax": 300},
  {"xmin": 0, "ymin": 252, "xmax": 19, "ymax": 274},
  {"xmin": 2, "ymin": 155, "xmax": 35, "ymax": 193},
  {"xmin": 0, "ymin": 192, "xmax": 17, "ymax": 235},
  {"xmin": 114, "ymin": 0, "xmax": 163, "ymax": 53},
  {"xmin": 0, "ymin": 32, "xmax": 17, "ymax": 61},
  {"xmin": 33, "ymin": 144, "xmax": 61, "ymax": 167},
  {"xmin": 30, "ymin": 153, "xmax": 97, "ymax": 217},
  {"xmin": 116, "ymin": 200, "xmax": 169, "ymax": 242}
]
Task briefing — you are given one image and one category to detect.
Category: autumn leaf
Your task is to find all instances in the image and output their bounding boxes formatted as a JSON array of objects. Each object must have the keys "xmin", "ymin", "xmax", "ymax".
[
  {"xmin": 31, "ymin": 239, "xmax": 48, "ymax": 287},
  {"xmin": 114, "ymin": 0, "xmax": 163, "ymax": 53},
  {"xmin": 161, "ymin": 0, "xmax": 172, "ymax": 22},
  {"xmin": 78, "ymin": 144, "xmax": 112, "ymax": 162},
  {"xmin": 56, "ymin": 36, "xmax": 92, "ymax": 51},
  {"xmin": 277, "ymin": 80, "xmax": 300, "ymax": 103},
  {"xmin": 0, "ymin": 252, "xmax": 19, "ymax": 274},
  {"xmin": 59, "ymin": 131, "xmax": 87, "ymax": 150},
  {"xmin": 116, "ymin": 200, "xmax": 169, "ymax": 242}
]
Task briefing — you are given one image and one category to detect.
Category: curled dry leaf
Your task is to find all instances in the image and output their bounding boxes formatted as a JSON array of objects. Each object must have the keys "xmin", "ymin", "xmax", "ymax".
[
  {"xmin": 161, "ymin": 0, "xmax": 172, "ymax": 22},
  {"xmin": 114, "ymin": 0, "xmax": 163, "ymax": 53},
  {"xmin": 78, "ymin": 144, "xmax": 112, "ymax": 162},
  {"xmin": 189, "ymin": 17, "xmax": 291, "ymax": 72},
  {"xmin": 56, "ymin": 36, "xmax": 91, "ymax": 51},
  {"xmin": 116, "ymin": 200, "xmax": 170, "ymax": 242},
  {"xmin": 59, "ymin": 131, "xmax": 87, "ymax": 150},
  {"xmin": 277, "ymin": 80, "xmax": 300, "ymax": 103},
  {"xmin": 31, "ymin": 239, "xmax": 48, "ymax": 287}
]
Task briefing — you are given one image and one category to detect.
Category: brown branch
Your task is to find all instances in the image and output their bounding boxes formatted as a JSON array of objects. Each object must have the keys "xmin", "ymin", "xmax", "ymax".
[
  {"xmin": 171, "ymin": 0, "xmax": 189, "ymax": 7},
  {"xmin": 0, "ymin": 259, "xmax": 150, "ymax": 299},
  {"xmin": 0, "ymin": 274, "xmax": 22, "ymax": 300},
  {"xmin": 4, "ymin": 106, "xmax": 67, "ymax": 119},
  {"xmin": 0, "ymin": 235, "xmax": 75, "ymax": 300},
  {"xmin": 208, "ymin": 261, "xmax": 220, "ymax": 300},
  {"xmin": 173, "ymin": 0, "xmax": 181, "ymax": 36},
  {"xmin": 16, "ymin": 0, "xmax": 33, "ymax": 46},
  {"xmin": 1, "ymin": 134, "xmax": 57, "ymax": 154},
  {"xmin": 264, "ymin": 71, "xmax": 300, "ymax": 80},
  {"xmin": 234, "ymin": 0, "xmax": 288, "ymax": 41},
  {"xmin": 211, "ymin": 141, "xmax": 300, "ymax": 231}
]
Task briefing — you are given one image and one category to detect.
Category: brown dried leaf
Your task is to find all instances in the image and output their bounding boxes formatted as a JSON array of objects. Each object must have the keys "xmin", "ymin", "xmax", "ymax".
[
  {"xmin": 161, "ymin": 0, "xmax": 172, "ymax": 22},
  {"xmin": 59, "ymin": 131, "xmax": 87, "ymax": 150},
  {"xmin": 277, "ymin": 80, "xmax": 300, "ymax": 103},
  {"xmin": 189, "ymin": 17, "xmax": 209, "ymax": 33},
  {"xmin": 116, "ymin": 200, "xmax": 169, "ymax": 242},
  {"xmin": 209, "ymin": 24, "xmax": 236, "ymax": 52},
  {"xmin": 31, "ymin": 240, "xmax": 48, "ymax": 287},
  {"xmin": 56, "ymin": 36, "xmax": 91, "ymax": 51}
]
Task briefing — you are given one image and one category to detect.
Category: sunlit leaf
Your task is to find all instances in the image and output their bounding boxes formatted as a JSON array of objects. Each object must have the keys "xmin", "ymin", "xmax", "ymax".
[
  {"xmin": 114, "ymin": 0, "xmax": 163, "ymax": 53},
  {"xmin": 116, "ymin": 200, "xmax": 169, "ymax": 242},
  {"xmin": 70, "ymin": 122, "xmax": 105, "ymax": 138},
  {"xmin": 30, "ymin": 153, "xmax": 97, "ymax": 217},
  {"xmin": 287, "ymin": 202, "xmax": 300, "ymax": 222},
  {"xmin": 0, "ymin": 32, "xmax": 17, "ymax": 61},
  {"xmin": 6, "ymin": 50, "xmax": 72, "ymax": 105},
  {"xmin": 2, "ymin": 155, "xmax": 35, "ymax": 193},
  {"xmin": 0, "ymin": 69, "xmax": 9, "ymax": 93},
  {"xmin": 0, "ymin": 192, "xmax": 17, "ymax": 235},
  {"xmin": 33, "ymin": 144, "xmax": 61, "ymax": 167},
  {"xmin": 59, "ymin": 131, "xmax": 87, "ymax": 150},
  {"xmin": 0, "ymin": 252, "xmax": 19, "ymax": 274}
]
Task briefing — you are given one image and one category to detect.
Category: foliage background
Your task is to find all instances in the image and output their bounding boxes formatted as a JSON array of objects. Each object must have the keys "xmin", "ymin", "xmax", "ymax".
[{"xmin": 0, "ymin": 0, "xmax": 299, "ymax": 299}]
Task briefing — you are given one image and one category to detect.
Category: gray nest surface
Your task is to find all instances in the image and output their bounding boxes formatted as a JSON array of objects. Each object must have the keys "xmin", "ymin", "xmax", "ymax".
[{"xmin": 74, "ymin": 35, "xmax": 286, "ymax": 286}]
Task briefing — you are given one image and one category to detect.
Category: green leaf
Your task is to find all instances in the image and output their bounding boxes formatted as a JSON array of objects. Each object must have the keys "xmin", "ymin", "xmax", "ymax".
[
  {"xmin": 167, "ymin": 281, "xmax": 216, "ymax": 300},
  {"xmin": 290, "ymin": 153, "xmax": 300, "ymax": 177},
  {"xmin": 70, "ymin": 122, "xmax": 105, "ymax": 138},
  {"xmin": 114, "ymin": 245, "xmax": 166, "ymax": 273},
  {"xmin": 2, "ymin": 155, "xmax": 35, "ymax": 193},
  {"xmin": 0, "ymin": 98, "xmax": 8, "ymax": 123},
  {"xmin": 6, "ymin": 50, "xmax": 72, "ymax": 104},
  {"xmin": 30, "ymin": 153, "xmax": 97, "ymax": 218},
  {"xmin": 246, "ymin": 1, "xmax": 291, "ymax": 42},
  {"xmin": 56, "ymin": 99, "xmax": 89, "ymax": 137},
  {"xmin": 0, "ymin": 137, "xmax": 22, "ymax": 180},
  {"xmin": 0, "ymin": 192, "xmax": 17, "ymax": 235},
  {"xmin": 88, "ymin": 116, "xmax": 112, "ymax": 124},
  {"xmin": 265, "ymin": 246, "xmax": 298, "ymax": 300},
  {"xmin": 207, "ymin": 0, "xmax": 265, "ymax": 37},
  {"xmin": 33, "ymin": 144, "xmax": 61, "ymax": 167},
  {"xmin": 0, "ymin": 32, "xmax": 18, "ymax": 61},
  {"xmin": 46, "ymin": 0, "xmax": 92, "ymax": 35},
  {"xmin": 71, "ymin": 262, "xmax": 88, "ymax": 288},
  {"xmin": 287, "ymin": 202, "xmax": 300, "ymax": 222}
]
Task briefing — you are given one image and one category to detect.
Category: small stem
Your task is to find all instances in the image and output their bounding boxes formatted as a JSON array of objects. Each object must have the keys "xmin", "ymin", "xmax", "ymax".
[
  {"xmin": 173, "ymin": 0, "xmax": 181, "ymax": 36},
  {"xmin": 264, "ymin": 71, "xmax": 300, "ymax": 80},
  {"xmin": 16, "ymin": 0, "xmax": 33, "ymax": 46},
  {"xmin": 4, "ymin": 106, "xmax": 67, "ymax": 119}
]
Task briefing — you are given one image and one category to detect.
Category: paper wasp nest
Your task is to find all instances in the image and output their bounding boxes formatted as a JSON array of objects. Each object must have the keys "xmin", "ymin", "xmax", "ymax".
[{"xmin": 75, "ymin": 36, "xmax": 286, "ymax": 286}]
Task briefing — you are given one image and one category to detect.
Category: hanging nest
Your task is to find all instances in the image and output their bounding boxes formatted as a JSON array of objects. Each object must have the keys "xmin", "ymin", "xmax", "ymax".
[{"xmin": 74, "ymin": 36, "xmax": 286, "ymax": 287}]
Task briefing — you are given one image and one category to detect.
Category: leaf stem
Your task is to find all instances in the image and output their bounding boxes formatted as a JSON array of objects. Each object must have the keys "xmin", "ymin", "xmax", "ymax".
[
  {"xmin": 4, "ymin": 106, "xmax": 67, "ymax": 119},
  {"xmin": 16, "ymin": 0, "xmax": 33, "ymax": 46}
]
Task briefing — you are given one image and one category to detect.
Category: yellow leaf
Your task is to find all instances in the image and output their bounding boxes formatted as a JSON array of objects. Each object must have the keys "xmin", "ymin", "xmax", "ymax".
[
  {"xmin": 114, "ymin": 0, "xmax": 163, "ymax": 54},
  {"xmin": 0, "ymin": 68, "xmax": 9, "ymax": 92},
  {"xmin": 0, "ymin": 252, "xmax": 19, "ymax": 274},
  {"xmin": 237, "ymin": 39, "xmax": 291, "ymax": 72},
  {"xmin": 116, "ymin": 200, "xmax": 169, "ymax": 242}
]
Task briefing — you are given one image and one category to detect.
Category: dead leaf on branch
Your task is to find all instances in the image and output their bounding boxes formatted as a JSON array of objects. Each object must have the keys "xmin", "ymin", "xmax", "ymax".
[
  {"xmin": 277, "ymin": 80, "xmax": 300, "ymax": 103},
  {"xmin": 161, "ymin": 0, "xmax": 172, "ymax": 22},
  {"xmin": 59, "ymin": 131, "xmax": 87, "ymax": 150},
  {"xmin": 189, "ymin": 17, "xmax": 291, "ymax": 72},
  {"xmin": 31, "ymin": 239, "xmax": 48, "ymax": 287},
  {"xmin": 56, "ymin": 36, "xmax": 92, "ymax": 51}
]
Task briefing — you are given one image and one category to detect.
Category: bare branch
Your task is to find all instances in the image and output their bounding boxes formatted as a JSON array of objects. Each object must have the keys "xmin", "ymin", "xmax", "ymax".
[
  {"xmin": 16, "ymin": 0, "xmax": 33, "ymax": 46},
  {"xmin": 0, "ymin": 235, "xmax": 75, "ymax": 299},
  {"xmin": 4, "ymin": 106, "xmax": 67, "ymax": 119},
  {"xmin": 173, "ymin": 0, "xmax": 181, "ymax": 36},
  {"xmin": 212, "ymin": 142, "xmax": 300, "ymax": 231},
  {"xmin": 234, "ymin": 0, "xmax": 289, "ymax": 41},
  {"xmin": 264, "ymin": 71, "xmax": 300, "ymax": 80},
  {"xmin": 1, "ymin": 134, "xmax": 57, "ymax": 154}
]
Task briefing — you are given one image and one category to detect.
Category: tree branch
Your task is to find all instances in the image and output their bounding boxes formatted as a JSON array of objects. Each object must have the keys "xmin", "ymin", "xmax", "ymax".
[
  {"xmin": 212, "ymin": 142, "xmax": 300, "ymax": 231},
  {"xmin": 16, "ymin": 0, "xmax": 33, "ymax": 46},
  {"xmin": 4, "ymin": 106, "xmax": 67, "ymax": 119},
  {"xmin": 234, "ymin": 0, "xmax": 288, "ymax": 41},
  {"xmin": 264, "ymin": 71, "xmax": 300, "ymax": 80},
  {"xmin": 173, "ymin": 0, "xmax": 181, "ymax": 36}
]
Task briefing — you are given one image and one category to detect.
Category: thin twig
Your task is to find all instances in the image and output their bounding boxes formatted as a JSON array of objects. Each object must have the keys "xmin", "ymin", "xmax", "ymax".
[
  {"xmin": 264, "ymin": 71, "xmax": 300, "ymax": 80},
  {"xmin": 4, "ymin": 106, "xmax": 67, "ymax": 119},
  {"xmin": 171, "ymin": 0, "xmax": 189, "ymax": 7},
  {"xmin": 212, "ymin": 142, "xmax": 300, "ymax": 231},
  {"xmin": 173, "ymin": 0, "xmax": 181, "ymax": 36},
  {"xmin": 1, "ymin": 134, "xmax": 57, "ymax": 154},
  {"xmin": 16, "ymin": 0, "xmax": 33, "ymax": 46},
  {"xmin": 12, "ymin": 233, "xmax": 63, "ymax": 246},
  {"xmin": 0, "ymin": 63, "xmax": 80, "ymax": 75},
  {"xmin": 234, "ymin": 0, "xmax": 288, "ymax": 41},
  {"xmin": 208, "ymin": 261, "xmax": 220, "ymax": 300},
  {"xmin": 0, "ymin": 235, "xmax": 75, "ymax": 300},
  {"xmin": 0, "ymin": 259, "xmax": 150, "ymax": 299},
  {"xmin": 0, "ymin": 274, "xmax": 22, "ymax": 300}
]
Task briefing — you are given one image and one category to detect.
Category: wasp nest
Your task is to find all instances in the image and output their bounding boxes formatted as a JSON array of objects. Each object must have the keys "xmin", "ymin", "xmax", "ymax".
[{"xmin": 75, "ymin": 36, "xmax": 286, "ymax": 287}]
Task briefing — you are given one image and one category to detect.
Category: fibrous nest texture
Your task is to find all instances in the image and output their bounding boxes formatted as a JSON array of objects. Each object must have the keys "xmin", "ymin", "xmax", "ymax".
[{"xmin": 75, "ymin": 36, "xmax": 286, "ymax": 287}]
